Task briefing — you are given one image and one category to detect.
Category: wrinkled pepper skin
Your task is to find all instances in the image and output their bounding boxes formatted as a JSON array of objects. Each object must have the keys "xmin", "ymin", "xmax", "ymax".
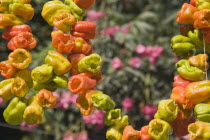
[
  {"xmin": 78, "ymin": 53, "xmax": 102, "ymax": 73},
  {"xmin": 148, "ymin": 119, "xmax": 173, "ymax": 140},
  {"xmin": 13, "ymin": 69, "xmax": 33, "ymax": 88},
  {"xmin": 170, "ymin": 109, "xmax": 195, "ymax": 137},
  {"xmin": 45, "ymin": 50, "xmax": 72, "ymax": 76},
  {"xmin": 36, "ymin": 89, "xmax": 57, "ymax": 109},
  {"xmin": 52, "ymin": 75, "xmax": 68, "ymax": 88},
  {"xmin": 23, "ymin": 96, "xmax": 44, "ymax": 125},
  {"xmin": 179, "ymin": 24, "xmax": 194, "ymax": 37},
  {"xmin": 106, "ymin": 115, "xmax": 129, "ymax": 140},
  {"xmin": 0, "ymin": 14, "xmax": 23, "ymax": 28},
  {"xmin": 0, "ymin": 60, "xmax": 18, "ymax": 79},
  {"xmin": 41, "ymin": 1, "xmax": 71, "ymax": 26},
  {"xmin": 71, "ymin": 37, "xmax": 93, "ymax": 55},
  {"xmin": 91, "ymin": 91, "xmax": 115, "ymax": 111},
  {"xmin": 68, "ymin": 73, "xmax": 96, "ymax": 94},
  {"xmin": 0, "ymin": 0, "xmax": 13, "ymax": 13},
  {"xmin": 196, "ymin": 0, "xmax": 210, "ymax": 10},
  {"xmin": 2, "ymin": 24, "xmax": 32, "ymax": 40},
  {"xmin": 154, "ymin": 99, "xmax": 179, "ymax": 122},
  {"xmin": 185, "ymin": 80, "xmax": 210, "ymax": 104},
  {"xmin": 194, "ymin": 103, "xmax": 210, "ymax": 123},
  {"xmin": 176, "ymin": 59, "xmax": 205, "ymax": 81},
  {"xmin": 3, "ymin": 97, "xmax": 27, "ymax": 125},
  {"xmin": 71, "ymin": 21, "xmax": 96, "ymax": 39},
  {"xmin": 73, "ymin": 0, "xmax": 95, "ymax": 9},
  {"xmin": 33, "ymin": 81, "xmax": 57, "ymax": 92},
  {"xmin": 65, "ymin": 0, "xmax": 86, "ymax": 21},
  {"xmin": 11, "ymin": 76, "xmax": 29, "ymax": 97},
  {"xmin": 188, "ymin": 54, "xmax": 209, "ymax": 71},
  {"xmin": 170, "ymin": 87, "xmax": 195, "ymax": 109},
  {"xmin": 140, "ymin": 125, "xmax": 154, "ymax": 140},
  {"xmin": 188, "ymin": 121, "xmax": 210, "ymax": 140},
  {"xmin": 171, "ymin": 35, "xmax": 196, "ymax": 57},
  {"xmin": 190, "ymin": 0, "xmax": 196, "ymax": 7},
  {"xmin": 8, "ymin": 48, "xmax": 32, "ymax": 69},
  {"xmin": 201, "ymin": 27, "xmax": 210, "ymax": 44},
  {"xmin": 173, "ymin": 75, "xmax": 192, "ymax": 88},
  {"xmin": 194, "ymin": 9, "xmax": 210, "ymax": 29},
  {"xmin": 104, "ymin": 109, "xmax": 122, "ymax": 126},
  {"xmin": 7, "ymin": 32, "xmax": 37, "ymax": 50},
  {"xmin": 31, "ymin": 64, "xmax": 54, "ymax": 83},
  {"xmin": 52, "ymin": 33, "xmax": 75, "ymax": 54},
  {"xmin": 76, "ymin": 90, "xmax": 96, "ymax": 116},
  {"xmin": 0, "ymin": 78, "xmax": 14, "ymax": 101},
  {"xmin": 122, "ymin": 125, "xmax": 140, "ymax": 140},
  {"xmin": 176, "ymin": 3, "xmax": 197, "ymax": 25},
  {"xmin": 20, "ymin": 0, "xmax": 31, "ymax": 4}
]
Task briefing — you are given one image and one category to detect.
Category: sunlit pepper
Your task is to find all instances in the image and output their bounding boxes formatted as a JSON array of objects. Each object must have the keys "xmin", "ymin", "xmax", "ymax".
[
  {"xmin": 11, "ymin": 76, "xmax": 29, "ymax": 97},
  {"xmin": 201, "ymin": 28, "xmax": 210, "ymax": 44},
  {"xmin": 7, "ymin": 32, "xmax": 37, "ymax": 50},
  {"xmin": 72, "ymin": 0, "xmax": 95, "ymax": 9},
  {"xmin": 3, "ymin": 97, "xmax": 27, "ymax": 125},
  {"xmin": 140, "ymin": 125, "xmax": 154, "ymax": 140},
  {"xmin": 194, "ymin": 9, "xmax": 210, "ymax": 29},
  {"xmin": 76, "ymin": 90, "xmax": 96, "ymax": 116},
  {"xmin": 71, "ymin": 21, "xmax": 96, "ymax": 39},
  {"xmin": 41, "ymin": 1, "xmax": 71, "ymax": 26},
  {"xmin": 176, "ymin": 59, "xmax": 205, "ymax": 81},
  {"xmin": 52, "ymin": 75, "xmax": 68, "ymax": 89},
  {"xmin": 104, "ymin": 109, "xmax": 122, "ymax": 126},
  {"xmin": 36, "ymin": 89, "xmax": 57, "ymax": 109},
  {"xmin": 8, "ymin": 48, "xmax": 32, "ymax": 69},
  {"xmin": 91, "ymin": 91, "xmax": 115, "ymax": 111},
  {"xmin": 65, "ymin": 0, "xmax": 86, "ymax": 21},
  {"xmin": 194, "ymin": 103, "xmax": 210, "ymax": 123},
  {"xmin": 185, "ymin": 80, "xmax": 210, "ymax": 104},
  {"xmin": 45, "ymin": 50, "xmax": 72, "ymax": 76},
  {"xmin": 2, "ymin": 24, "xmax": 32, "ymax": 40},
  {"xmin": 51, "ymin": 30, "xmax": 63, "ymax": 38},
  {"xmin": 176, "ymin": 3, "xmax": 197, "ymax": 25},
  {"xmin": 13, "ymin": 69, "xmax": 33, "ymax": 88},
  {"xmin": 0, "ymin": 14, "xmax": 23, "ymax": 28},
  {"xmin": 23, "ymin": 96, "xmax": 44, "ymax": 125},
  {"xmin": 0, "ymin": 0, "xmax": 13, "ymax": 13},
  {"xmin": 188, "ymin": 54, "xmax": 209, "ymax": 71},
  {"xmin": 148, "ymin": 119, "xmax": 173, "ymax": 140},
  {"xmin": 53, "ymin": 12, "xmax": 76, "ymax": 33},
  {"xmin": 71, "ymin": 37, "xmax": 93, "ymax": 55},
  {"xmin": 154, "ymin": 99, "xmax": 179, "ymax": 122},
  {"xmin": 170, "ymin": 87, "xmax": 195, "ymax": 109},
  {"xmin": 196, "ymin": 0, "xmax": 210, "ymax": 10},
  {"xmin": 0, "ymin": 60, "xmax": 18, "ymax": 79},
  {"xmin": 188, "ymin": 121, "xmax": 210, "ymax": 140},
  {"xmin": 0, "ymin": 79, "xmax": 14, "ymax": 101},
  {"xmin": 171, "ymin": 35, "xmax": 196, "ymax": 57},
  {"xmin": 33, "ymin": 81, "xmax": 57, "ymax": 92},
  {"xmin": 122, "ymin": 125, "xmax": 140, "ymax": 140},
  {"xmin": 52, "ymin": 33, "xmax": 75, "ymax": 54},
  {"xmin": 78, "ymin": 54, "xmax": 102, "ymax": 73},
  {"xmin": 106, "ymin": 115, "xmax": 128, "ymax": 140},
  {"xmin": 31, "ymin": 64, "xmax": 54, "ymax": 83},
  {"xmin": 173, "ymin": 75, "xmax": 192, "ymax": 88}
]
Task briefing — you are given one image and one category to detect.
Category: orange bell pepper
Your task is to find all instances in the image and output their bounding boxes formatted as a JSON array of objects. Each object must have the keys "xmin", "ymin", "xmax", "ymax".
[
  {"xmin": 122, "ymin": 125, "xmax": 140, "ymax": 140},
  {"xmin": 71, "ymin": 37, "xmax": 93, "ymax": 55},
  {"xmin": 190, "ymin": 0, "xmax": 196, "ymax": 7},
  {"xmin": 140, "ymin": 125, "xmax": 154, "ymax": 140},
  {"xmin": 173, "ymin": 75, "xmax": 192, "ymax": 88},
  {"xmin": 0, "ymin": 60, "xmax": 18, "ymax": 78},
  {"xmin": 188, "ymin": 54, "xmax": 209, "ymax": 71},
  {"xmin": 73, "ymin": 0, "xmax": 95, "ymax": 9},
  {"xmin": 194, "ymin": 9, "xmax": 210, "ymax": 29}
]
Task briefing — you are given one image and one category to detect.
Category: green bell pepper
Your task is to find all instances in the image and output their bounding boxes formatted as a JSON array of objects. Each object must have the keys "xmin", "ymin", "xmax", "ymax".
[
  {"xmin": 196, "ymin": 0, "xmax": 210, "ymax": 10},
  {"xmin": 104, "ymin": 109, "xmax": 122, "ymax": 126},
  {"xmin": 194, "ymin": 103, "xmax": 210, "ymax": 123},
  {"xmin": 52, "ymin": 75, "xmax": 68, "ymax": 88},
  {"xmin": 0, "ymin": 78, "xmax": 14, "ymax": 101},
  {"xmin": 33, "ymin": 81, "xmax": 57, "ymax": 92}
]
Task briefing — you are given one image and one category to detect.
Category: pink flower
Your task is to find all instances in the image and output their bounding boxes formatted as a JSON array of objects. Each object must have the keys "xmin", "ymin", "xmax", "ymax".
[
  {"xmin": 148, "ymin": 56, "xmax": 157, "ymax": 64},
  {"xmin": 150, "ymin": 46, "xmax": 164, "ymax": 58},
  {"xmin": 145, "ymin": 46, "xmax": 154, "ymax": 55},
  {"xmin": 122, "ymin": 97, "xmax": 134, "ymax": 111},
  {"xmin": 76, "ymin": 131, "xmax": 89, "ymax": 140},
  {"xmin": 20, "ymin": 121, "xmax": 38, "ymax": 130},
  {"xmin": 87, "ymin": 10, "xmax": 105, "ymax": 20},
  {"xmin": 142, "ymin": 105, "xmax": 157, "ymax": 120},
  {"xmin": 0, "ymin": 97, "xmax": 4, "ymax": 105},
  {"xmin": 128, "ymin": 57, "xmax": 141, "ymax": 68},
  {"xmin": 111, "ymin": 57, "xmax": 123, "ymax": 70},
  {"xmin": 121, "ymin": 26, "xmax": 130, "ymax": 34},
  {"xmin": 63, "ymin": 131, "xmax": 76, "ymax": 140},
  {"xmin": 100, "ymin": 25, "xmax": 120, "ymax": 36},
  {"xmin": 135, "ymin": 44, "xmax": 146, "ymax": 55}
]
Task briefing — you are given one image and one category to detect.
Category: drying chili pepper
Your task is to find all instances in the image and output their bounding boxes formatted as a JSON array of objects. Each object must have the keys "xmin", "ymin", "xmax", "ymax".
[
  {"xmin": 91, "ymin": 91, "xmax": 115, "ymax": 111},
  {"xmin": 52, "ymin": 33, "xmax": 75, "ymax": 54},
  {"xmin": 185, "ymin": 80, "xmax": 210, "ymax": 104},
  {"xmin": 154, "ymin": 99, "xmax": 179, "ymax": 122},
  {"xmin": 194, "ymin": 9, "xmax": 210, "ymax": 29},
  {"xmin": 2, "ymin": 24, "xmax": 32, "ymax": 40},
  {"xmin": 8, "ymin": 48, "xmax": 32, "ymax": 69},
  {"xmin": 140, "ymin": 125, "xmax": 154, "ymax": 140},
  {"xmin": 194, "ymin": 103, "xmax": 210, "ymax": 123},
  {"xmin": 11, "ymin": 76, "xmax": 29, "ymax": 98},
  {"xmin": 33, "ymin": 81, "xmax": 57, "ymax": 92},
  {"xmin": 0, "ymin": 14, "xmax": 23, "ymax": 28},
  {"xmin": 104, "ymin": 109, "xmax": 122, "ymax": 126},
  {"xmin": 196, "ymin": 0, "xmax": 210, "ymax": 10},
  {"xmin": 106, "ymin": 115, "xmax": 128, "ymax": 140},
  {"xmin": 176, "ymin": 59, "xmax": 205, "ymax": 81},
  {"xmin": 122, "ymin": 125, "xmax": 140, "ymax": 140},
  {"xmin": 71, "ymin": 37, "xmax": 93, "ymax": 55},
  {"xmin": 72, "ymin": 0, "xmax": 95, "ymax": 9},
  {"xmin": 0, "ymin": 60, "xmax": 18, "ymax": 79},
  {"xmin": 68, "ymin": 73, "xmax": 96, "ymax": 94},
  {"xmin": 173, "ymin": 75, "xmax": 191, "ymax": 88},
  {"xmin": 188, "ymin": 54, "xmax": 209, "ymax": 71},
  {"xmin": 0, "ymin": 79, "xmax": 14, "ymax": 101},
  {"xmin": 76, "ymin": 90, "xmax": 96, "ymax": 116},
  {"xmin": 190, "ymin": 0, "xmax": 196, "ymax": 7},
  {"xmin": 13, "ymin": 69, "xmax": 33, "ymax": 88},
  {"xmin": 3, "ymin": 97, "xmax": 27, "ymax": 125},
  {"xmin": 188, "ymin": 121, "xmax": 210, "ymax": 140},
  {"xmin": 36, "ymin": 89, "xmax": 57, "ymax": 109},
  {"xmin": 171, "ymin": 35, "xmax": 195, "ymax": 57},
  {"xmin": 45, "ymin": 50, "xmax": 72, "ymax": 76},
  {"xmin": 148, "ymin": 119, "xmax": 173, "ymax": 140},
  {"xmin": 31, "ymin": 64, "xmax": 54, "ymax": 83},
  {"xmin": 23, "ymin": 96, "xmax": 44, "ymax": 125},
  {"xmin": 176, "ymin": 3, "xmax": 197, "ymax": 25},
  {"xmin": 71, "ymin": 21, "xmax": 96, "ymax": 39},
  {"xmin": 65, "ymin": 0, "xmax": 86, "ymax": 21},
  {"xmin": 201, "ymin": 28, "xmax": 210, "ymax": 44},
  {"xmin": 52, "ymin": 75, "xmax": 68, "ymax": 88},
  {"xmin": 7, "ymin": 32, "xmax": 37, "ymax": 50}
]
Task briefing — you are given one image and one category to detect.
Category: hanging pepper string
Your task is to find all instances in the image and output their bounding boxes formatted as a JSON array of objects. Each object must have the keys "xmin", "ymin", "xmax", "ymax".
[{"xmin": 203, "ymin": 34, "xmax": 208, "ymax": 80}]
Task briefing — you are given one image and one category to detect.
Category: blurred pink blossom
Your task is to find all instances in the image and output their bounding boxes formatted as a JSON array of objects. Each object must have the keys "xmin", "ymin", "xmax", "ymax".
[
  {"xmin": 142, "ymin": 105, "xmax": 157, "ymax": 120},
  {"xmin": 0, "ymin": 97, "xmax": 4, "ymax": 105},
  {"xmin": 100, "ymin": 25, "xmax": 120, "ymax": 36},
  {"xmin": 63, "ymin": 131, "xmax": 89, "ymax": 140},
  {"xmin": 111, "ymin": 57, "xmax": 123, "ymax": 70},
  {"xmin": 76, "ymin": 131, "xmax": 89, "ymax": 140},
  {"xmin": 128, "ymin": 57, "xmax": 141, "ymax": 68},
  {"xmin": 121, "ymin": 26, "xmax": 130, "ymax": 34},
  {"xmin": 135, "ymin": 44, "xmax": 146, "ymax": 55},
  {"xmin": 20, "ymin": 121, "xmax": 38, "ymax": 130},
  {"xmin": 122, "ymin": 97, "xmax": 134, "ymax": 111},
  {"xmin": 87, "ymin": 10, "xmax": 105, "ymax": 21}
]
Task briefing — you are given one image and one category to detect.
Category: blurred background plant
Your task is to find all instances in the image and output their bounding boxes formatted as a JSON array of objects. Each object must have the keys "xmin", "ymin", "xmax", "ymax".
[{"xmin": 0, "ymin": 0, "xmax": 187, "ymax": 140}]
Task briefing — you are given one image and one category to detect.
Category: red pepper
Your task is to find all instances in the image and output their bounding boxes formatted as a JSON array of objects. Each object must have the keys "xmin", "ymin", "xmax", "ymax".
[
  {"xmin": 140, "ymin": 125, "xmax": 154, "ymax": 140},
  {"xmin": 190, "ymin": 0, "xmax": 196, "ymax": 7},
  {"xmin": 71, "ymin": 37, "xmax": 93, "ymax": 55},
  {"xmin": 194, "ymin": 9, "xmax": 210, "ymax": 29},
  {"xmin": 0, "ymin": 60, "xmax": 18, "ymax": 79},
  {"xmin": 122, "ymin": 125, "xmax": 140, "ymax": 140},
  {"xmin": 73, "ymin": 0, "xmax": 95, "ymax": 9},
  {"xmin": 173, "ymin": 75, "xmax": 191, "ymax": 88}
]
